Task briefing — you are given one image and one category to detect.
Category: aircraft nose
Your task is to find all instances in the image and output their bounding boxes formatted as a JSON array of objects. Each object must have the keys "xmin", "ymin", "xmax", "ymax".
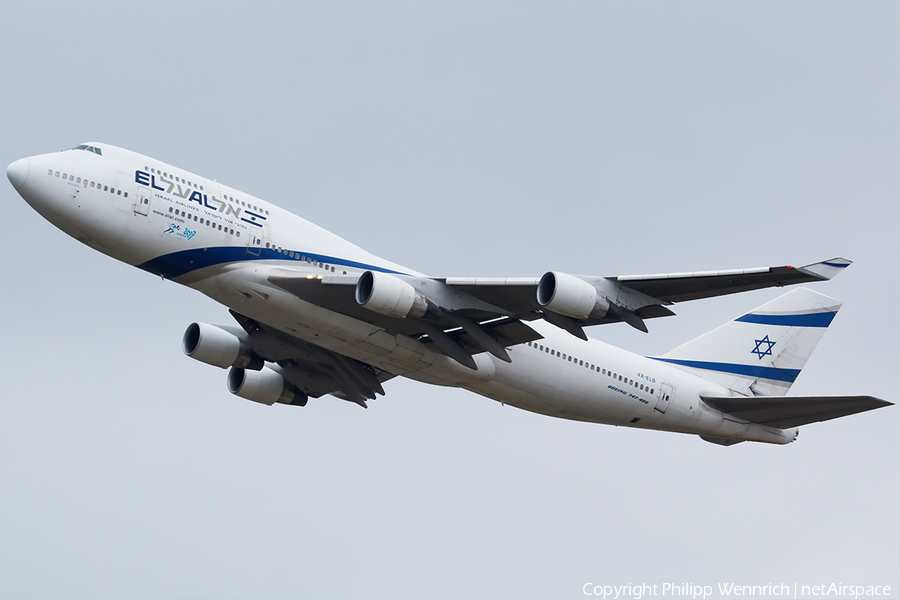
[{"xmin": 7, "ymin": 158, "xmax": 30, "ymax": 190}]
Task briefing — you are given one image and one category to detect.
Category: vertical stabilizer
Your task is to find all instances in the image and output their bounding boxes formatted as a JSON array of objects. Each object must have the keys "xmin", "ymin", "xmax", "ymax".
[{"xmin": 651, "ymin": 288, "xmax": 841, "ymax": 396}]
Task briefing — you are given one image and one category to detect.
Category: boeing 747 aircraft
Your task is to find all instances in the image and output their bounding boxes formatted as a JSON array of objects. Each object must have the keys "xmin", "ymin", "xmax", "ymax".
[{"xmin": 7, "ymin": 143, "xmax": 891, "ymax": 445}]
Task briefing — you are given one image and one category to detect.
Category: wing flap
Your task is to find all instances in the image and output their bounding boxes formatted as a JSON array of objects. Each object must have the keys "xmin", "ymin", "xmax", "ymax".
[{"xmin": 700, "ymin": 394, "xmax": 892, "ymax": 429}]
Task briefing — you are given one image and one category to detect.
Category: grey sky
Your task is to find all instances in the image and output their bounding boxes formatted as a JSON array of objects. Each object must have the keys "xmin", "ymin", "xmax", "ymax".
[{"xmin": 1, "ymin": 2, "xmax": 898, "ymax": 599}]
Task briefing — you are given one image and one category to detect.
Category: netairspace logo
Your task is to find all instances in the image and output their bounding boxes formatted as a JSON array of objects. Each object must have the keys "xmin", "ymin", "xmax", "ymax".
[{"xmin": 582, "ymin": 582, "xmax": 895, "ymax": 599}]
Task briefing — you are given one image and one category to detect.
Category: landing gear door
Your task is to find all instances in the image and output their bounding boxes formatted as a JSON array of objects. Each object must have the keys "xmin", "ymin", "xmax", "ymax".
[
  {"xmin": 133, "ymin": 187, "xmax": 151, "ymax": 216},
  {"xmin": 655, "ymin": 382, "xmax": 673, "ymax": 414}
]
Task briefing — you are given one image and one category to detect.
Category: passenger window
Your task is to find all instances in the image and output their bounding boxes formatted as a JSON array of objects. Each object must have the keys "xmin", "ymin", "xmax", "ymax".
[
  {"xmin": 76, "ymin": 177, "xmax": 81, "ymax": 183},
  {"xmin": 104, "ymin": 185, "xmax": 108, "ymax": 191}
]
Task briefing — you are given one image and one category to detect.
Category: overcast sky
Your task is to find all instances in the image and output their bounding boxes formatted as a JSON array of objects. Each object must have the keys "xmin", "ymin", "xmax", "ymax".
[{"xmin": 1, "ymin": 2, "xmax": 898, "ymax": 599}]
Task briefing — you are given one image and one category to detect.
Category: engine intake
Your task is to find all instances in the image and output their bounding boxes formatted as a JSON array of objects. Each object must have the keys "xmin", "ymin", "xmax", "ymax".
[
  {"xmin": 355, "ymin": 271, "xmax": 438, "ymax": 319},
  {"xmin": 182, "ymin": 323, "xmax": 263, "ymax": 370},
  {"xmin": 227, "ymin": 366, "xmax": 308, "ymax": 406},
  {"xmin": 537, "ymin": 272, "xmax": 610, "ymax": 319}
]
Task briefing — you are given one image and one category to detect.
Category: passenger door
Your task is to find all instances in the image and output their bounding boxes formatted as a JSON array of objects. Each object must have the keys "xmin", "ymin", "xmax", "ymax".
[
  {"xmin": 247, "ymin": 224, "xmax": 266, "ymax": 256},
  {"xmin": 655, "ymin": 382, "xmax": 673, "ymax": 414},
  {"xmin": 133, "ymin": 186, "xmax": 151, "ymax": 216}
]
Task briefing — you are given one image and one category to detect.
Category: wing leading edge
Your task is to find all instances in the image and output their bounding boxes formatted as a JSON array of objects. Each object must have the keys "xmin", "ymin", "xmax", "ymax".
[{"xmin": 613, "ymin": 257, "xmax": 852, "ymax": 303}]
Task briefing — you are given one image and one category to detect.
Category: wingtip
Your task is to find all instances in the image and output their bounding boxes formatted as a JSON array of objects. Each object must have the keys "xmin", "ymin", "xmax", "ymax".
[{"xmin": 797, "ymin": 257, "xmax": 852, "ymax": 280}]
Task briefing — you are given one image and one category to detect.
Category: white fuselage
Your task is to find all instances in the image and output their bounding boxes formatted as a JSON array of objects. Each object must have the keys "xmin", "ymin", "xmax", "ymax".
[{"xmin": 9, "ymin": 144, "xmax": 797, "ymax": 444}]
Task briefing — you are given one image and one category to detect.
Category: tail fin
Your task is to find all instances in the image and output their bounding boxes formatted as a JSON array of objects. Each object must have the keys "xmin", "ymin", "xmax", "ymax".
[{"xmin": 651, "ymin": 288, "xmax": 841, "ymax": 396}]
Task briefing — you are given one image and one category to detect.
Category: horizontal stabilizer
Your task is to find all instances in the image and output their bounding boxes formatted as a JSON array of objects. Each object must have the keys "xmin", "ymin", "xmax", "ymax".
[{"xmin": 700, "ymin": 395, "xmax": 893, "ymax": 429}]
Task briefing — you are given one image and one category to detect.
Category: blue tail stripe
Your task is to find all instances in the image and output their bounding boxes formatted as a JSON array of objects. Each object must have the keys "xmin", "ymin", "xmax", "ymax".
[
  {"xmin": 734, "ymin": 311, "xmax": 836, "ymax": 328},
  {"xmin": 649, "ymin": 357, "xmax": 800, "ymax": 383}
]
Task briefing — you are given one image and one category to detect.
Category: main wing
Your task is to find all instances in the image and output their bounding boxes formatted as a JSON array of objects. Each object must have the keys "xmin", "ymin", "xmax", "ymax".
[
  {"xmin": 441, "ymin": 257, "xmax": 850, "ymax": 335},
  {"xmin": 265, "ymin": 257, "xmax": 849, "ymax": 370}
]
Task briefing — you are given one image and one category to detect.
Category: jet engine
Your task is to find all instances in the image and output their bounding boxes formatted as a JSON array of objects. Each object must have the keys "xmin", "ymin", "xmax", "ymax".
[
  {"xmin": 355, "ymin": 271, "xmax": 439, "ymax": 319},
  {"xmin": 537, "ymin": 271, "xmax": 610, "ymax": 319},
  {"xmin": 227, "ymin": 366, "xmax": 308, "ymax": 406},
  {"xmin": 182, "ymin": 323, "xmax": 264, "ymax": 370}
]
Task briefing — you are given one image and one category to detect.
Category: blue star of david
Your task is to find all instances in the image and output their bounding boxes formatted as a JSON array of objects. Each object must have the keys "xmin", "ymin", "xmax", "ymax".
[{"xmin": 751, "ymin": 335, "xmax": 776, "ymax": 360}]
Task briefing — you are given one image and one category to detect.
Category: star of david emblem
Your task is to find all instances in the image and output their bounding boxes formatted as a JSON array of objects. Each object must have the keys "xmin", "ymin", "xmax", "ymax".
[{"xmin": 751, "ymin": 335, "xmax": 776, "ymax": 360}]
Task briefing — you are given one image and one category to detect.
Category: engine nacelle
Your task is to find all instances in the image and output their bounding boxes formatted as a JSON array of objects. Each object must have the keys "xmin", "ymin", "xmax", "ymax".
[
  {"xmin": 227, "ymin": 366, "xmax": 308, "ymax": 406},
  {"xmin": 537, "ymin": 271, "xmax": 610, "ymax": 319},
  {"xmin": 182, "ymin": 323, "xmax": 263, "ymax": 370},
  {"xmin": 355, "ymin": 271, "xmax": 438, "ymax": 319}
]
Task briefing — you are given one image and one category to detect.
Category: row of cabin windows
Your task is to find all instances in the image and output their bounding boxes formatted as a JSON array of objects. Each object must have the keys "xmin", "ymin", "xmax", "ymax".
[
  {"xmin": 224, "ymin": 193, "xmax": 270, "ymax": 216},
  {"xmin": 50, "ymin": 170, "xmax": 127, "ymax": 198},
  {"xmin": 525, "ymin": 341, "xmax": 655, "ymax": 395},
  {"xmin": 169, "ymin": 207, "xmax": 239, "ymax": 236},
  {"xmin": 143, "ymin": 165, "xmax": 272, "ymax": 217},
  {"xmin": 145, "ymin": 166, "xmax": 204, "ymax": 192},
  {"xmin": 267, "ymin": 246, "xmax": 346, "ymax": 274}
]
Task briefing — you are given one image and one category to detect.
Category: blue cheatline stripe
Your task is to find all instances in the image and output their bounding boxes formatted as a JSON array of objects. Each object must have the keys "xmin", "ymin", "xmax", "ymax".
[
  {"xmin": 734, "ymin": 311, "xmax": 836, "ymax": 328},
  {"xmin": 136, "ymin": 246, "xmax": 408, "ymax": 280},
  {"xmin": 648, "ymin": 357, "xmax": 800, "ymax": 383},
  {"xmin": 823, "ymin": 261, "xmax": 849, "ymax": 268}
]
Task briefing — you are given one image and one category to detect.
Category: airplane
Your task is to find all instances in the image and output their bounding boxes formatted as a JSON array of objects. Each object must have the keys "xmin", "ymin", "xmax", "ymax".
[{"xmin": 6, "ymin": 143, "xmax": 891, "ymax": 446}]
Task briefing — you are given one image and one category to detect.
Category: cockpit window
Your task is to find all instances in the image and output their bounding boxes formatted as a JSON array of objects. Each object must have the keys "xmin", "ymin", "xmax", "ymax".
[{"xmin": 69, "ymin": 144, "xmax": 102, "ymax": 156}]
